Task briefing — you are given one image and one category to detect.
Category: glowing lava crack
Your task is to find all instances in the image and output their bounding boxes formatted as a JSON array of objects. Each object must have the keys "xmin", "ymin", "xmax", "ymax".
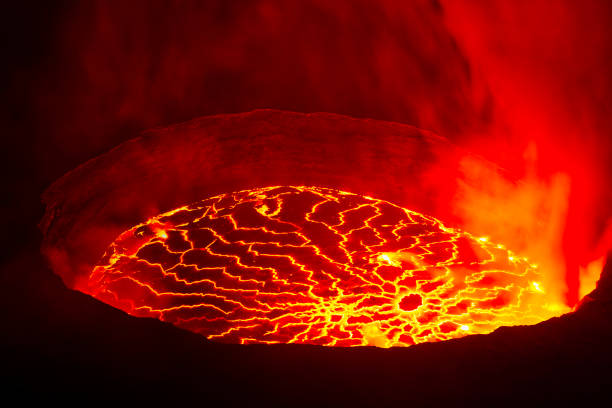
[{"xmin": 88, "ymin": 186, "xmax": 562, "ymax": 347}]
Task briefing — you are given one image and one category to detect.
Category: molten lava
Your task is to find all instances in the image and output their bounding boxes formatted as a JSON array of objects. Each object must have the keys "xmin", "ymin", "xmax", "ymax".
[{"xmin": 87, "ymin": 186, "xmax": 567, "ymax": 347}]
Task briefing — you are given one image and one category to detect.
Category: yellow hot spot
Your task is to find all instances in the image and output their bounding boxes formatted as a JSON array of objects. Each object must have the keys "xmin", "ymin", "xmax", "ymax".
[
  {"xmin": 544, "ymin": 303, "xmax": 569, "ymax": 313},
  {"xmin": 256, "ymin": 204, "xmax": 270, "ymax": 216},
  {"xmin": 377, "ymin": 253, "xmax": 401, "ymax": 267},
  {"xmin": 531, "ymin": 281, "xmax": 544, "ymax": 293},
  {"xmin": 378, "ymin": 254, "xmax": 391, "ymax": 263}
]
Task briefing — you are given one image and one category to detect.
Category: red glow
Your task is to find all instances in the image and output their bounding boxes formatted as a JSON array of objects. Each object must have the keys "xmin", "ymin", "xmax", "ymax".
[
  {"xmin": 87, "ymin": 186, "xmax": 565, "ymax": 347},
  {"xmin": 441, "ymin": 0, "xmax": 612, "ymax": 305},
  {"xmin": 35, "ymin": 2, "xmax": 612, "ymax": 312}
]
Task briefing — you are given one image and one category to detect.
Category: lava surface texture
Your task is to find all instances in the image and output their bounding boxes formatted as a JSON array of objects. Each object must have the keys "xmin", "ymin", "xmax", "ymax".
[{"xmin": 89, "ymin": 186, "xmax": 559, "ymax": 347}]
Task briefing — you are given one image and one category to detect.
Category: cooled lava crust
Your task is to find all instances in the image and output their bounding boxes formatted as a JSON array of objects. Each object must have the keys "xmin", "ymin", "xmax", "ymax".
[{"xmin": 88, "ymin": 186, "xmax": 557, "ymax": 347}]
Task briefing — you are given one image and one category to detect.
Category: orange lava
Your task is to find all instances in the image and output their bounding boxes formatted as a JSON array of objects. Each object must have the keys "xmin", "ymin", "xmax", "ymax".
[{"xmin": 87, "ymin": 186, "xmax": 565, "ymax": 347}]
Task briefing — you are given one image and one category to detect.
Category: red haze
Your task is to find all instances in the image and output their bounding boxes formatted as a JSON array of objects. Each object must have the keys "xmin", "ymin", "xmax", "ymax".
[
  {"xmin": 442, "ymin": 0, "xmax": 612, "ymax": 304},
  {"xmin": 32, "ymin": 0, "xmax": 612, "ymax": 306}
]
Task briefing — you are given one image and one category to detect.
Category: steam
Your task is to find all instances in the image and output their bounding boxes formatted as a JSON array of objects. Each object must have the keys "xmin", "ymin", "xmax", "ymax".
[
  {"xmin": 453, "ymin": 153, "xmax": 571, "ymax": 306},
  {"xmin": 442, "ymin": 0, "xmax": 612, "ymax": 305}
]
